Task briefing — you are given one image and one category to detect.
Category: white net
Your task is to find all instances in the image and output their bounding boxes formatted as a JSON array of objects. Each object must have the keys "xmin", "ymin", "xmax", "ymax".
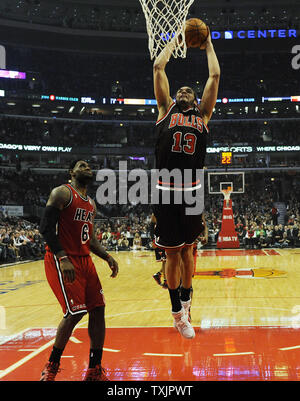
[
  {"xmin": 139, "ymin": 0, "xmax": 195, "ymax": 60},
  {"xmin": 221, "ymin": 188, "xmax": 232, "ymax": 207}
]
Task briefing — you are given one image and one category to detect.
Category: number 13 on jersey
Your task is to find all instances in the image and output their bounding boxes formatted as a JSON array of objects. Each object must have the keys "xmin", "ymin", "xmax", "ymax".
[{"xmin": 171, "ymin": 132, "xmax": 197, "ymax": 155}]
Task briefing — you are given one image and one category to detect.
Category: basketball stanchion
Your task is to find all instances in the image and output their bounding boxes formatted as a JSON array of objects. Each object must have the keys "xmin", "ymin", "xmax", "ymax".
[{"xmin": 217, "ymin": 187, "xmax": 240, "ymax": 249}]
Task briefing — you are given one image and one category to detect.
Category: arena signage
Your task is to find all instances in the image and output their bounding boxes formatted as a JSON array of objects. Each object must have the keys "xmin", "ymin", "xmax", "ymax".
[
  {"xmin": 207, "ymin": 145, "xmax": 300, "ymax": 154},
  {"xmin": 0, "ymin": 143, "xmax": 72, "ymax": 152},
  {"xmin": 211, "ymin": 29, "xmax": 297, "ymax": 40},
  {"xmin": 0, "ymin": 69, "xmax": 26, "ymax": 79},
  {"xmin": 41, "ymin": 94, "xmax": 79, "ymax": 102}
]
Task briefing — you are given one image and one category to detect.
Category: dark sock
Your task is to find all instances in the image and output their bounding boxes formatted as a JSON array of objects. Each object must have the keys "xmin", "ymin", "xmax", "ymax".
[
  {"xmin": 168, "ymin": 287, "xmax": 181, "ymax": 313},
  {"xmin": 89, "ymin": 348, "xmax": 103, "ymax": 368},
  {"xmin": 49, "ymin": 346, "xmax": 64, "ymax": 364},
  {"xmin": 180, "ymin": 286, "xmax": 191, "ymax": 302}
]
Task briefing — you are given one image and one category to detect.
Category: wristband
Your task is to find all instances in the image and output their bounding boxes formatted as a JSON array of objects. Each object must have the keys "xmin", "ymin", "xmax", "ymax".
[{"xmin": 58, "ymin": 255, "xmax": 69, "ymax": 262}]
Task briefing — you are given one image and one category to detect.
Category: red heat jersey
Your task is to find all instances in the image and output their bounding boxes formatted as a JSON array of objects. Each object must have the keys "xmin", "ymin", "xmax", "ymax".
[{"xmin": 56, "ymin": 184, "xmax": 95, "ymax": 256}]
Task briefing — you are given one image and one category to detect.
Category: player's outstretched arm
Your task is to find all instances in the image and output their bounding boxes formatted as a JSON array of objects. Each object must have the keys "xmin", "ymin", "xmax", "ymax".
[
  {"xmin": 153, "ymin": 39, "xmax": 177, "ymax": 119},
  {"xmin": 198, "ymin": 29, "xmax": 221, "ymax": 125}
]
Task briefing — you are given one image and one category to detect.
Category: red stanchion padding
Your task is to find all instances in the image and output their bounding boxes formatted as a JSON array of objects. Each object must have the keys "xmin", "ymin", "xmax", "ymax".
[{"xmin": 217, "ymin": 190, "xmax": 240, "ymax": 249}]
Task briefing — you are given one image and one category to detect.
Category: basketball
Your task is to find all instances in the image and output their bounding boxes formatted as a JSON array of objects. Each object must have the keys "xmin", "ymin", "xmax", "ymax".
[{"xmin": 185, "ymin": 18, "xmax": 209, "ymax": 48}]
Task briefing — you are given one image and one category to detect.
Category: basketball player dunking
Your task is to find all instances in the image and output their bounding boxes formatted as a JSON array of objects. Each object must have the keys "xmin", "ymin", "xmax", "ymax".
[
  {"xmin": 39, "ymin": 160, "xmax": 119, "ymax": 381},
  {"xmin": 153, "ymin": 28, "xmax": 220, "ymax": 338}
]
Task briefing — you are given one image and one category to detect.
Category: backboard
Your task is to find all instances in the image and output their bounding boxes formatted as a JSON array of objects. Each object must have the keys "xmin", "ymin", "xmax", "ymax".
[{"xmin": 207, "ymin": 172, "xmax": 245, "ymax": 194}]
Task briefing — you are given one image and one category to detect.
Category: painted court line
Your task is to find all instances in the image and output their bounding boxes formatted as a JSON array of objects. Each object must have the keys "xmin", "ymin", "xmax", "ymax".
[
  {"xmin": 103, "ymin": 347, "xmax": 120, "ymax": 353},
  {"xmin": 0, "ymin": 338, "xmax": 55, "ymax": 379},
  {"xmin": 213, "ymin": 351, "xmax": 254, "ymax": 357},
  {"xmin": 143, "ymin": 352, "xmax": 183, "ymax": 357},
  {"xmin": 279, "ymin": 345, "xmax": 300, "ymax": 351}
]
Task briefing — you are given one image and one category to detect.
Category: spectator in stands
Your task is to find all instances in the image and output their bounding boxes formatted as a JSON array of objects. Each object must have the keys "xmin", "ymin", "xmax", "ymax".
[
  {"xmin": 13, "ymin": 231, "xmax": 32, "ymax": 260},
  {"xmin": 278, "ymin": 232, "xmax": 291, "ymax": 248},
  {"xmin": 118, "ymin": 234, "xmax": 130, "ymax": 251},
  {"xmin": 292, "ymin": 224, "xmax": 299, "ymax": 246},
  {"xmin": 1, "ymin": 231, "xmax": 17, "ymax": 262},
  {"xmin": 7, "ymin": 232, "xmax": 18, "ymax": 261},
  {"xmin": 244, "ymin": 226, "xmax": 257, "ymax": 249},
  {"xmin": 272, "ymin": 225, "xmax": 283, "ymax": 247},
  {"xmin": 132, "ymin": 232, "xmax": 142, "ymax": 250},
  {"xmin": 256, "ymin": 225, "xmax": 266, "ymax": 249},
  {"xmin": 264, "ymin": 226, "xmax": 274, "ymax": 248},
  {"xmin": 236, "ymin": 223, "xmax": 246, "ymax": 246},
  {"xmin": 271, "ymin": 207, "xmax": 279, "ymax": 225},
  {"xmin": 33, "ymin": 229, "xmax": 45, "ymax": 256},
  {"xmin": 0, "ymin": 232, "xmax": 7, "ymax": 262}
]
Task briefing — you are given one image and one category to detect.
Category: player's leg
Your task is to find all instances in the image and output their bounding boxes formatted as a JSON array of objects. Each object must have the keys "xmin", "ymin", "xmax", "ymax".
[
  {"xmin": 165, "ymin": 247, "xmax": 182, "ymax": 310},
  {"xmin": 179, "ymin": 212, "xmax": 204, "ymax": 327},
  {"xmin": 153, "ymin": 247, "xmax": 163, "ymax": 285},
  {"xmin": 165, "ymin": 247, "xmax": 195, "ymax": 339},
  {"xmin": 41, "ymin": 253, "xmax": 87, "ymax": 381},
  {"xmin": 161, "ymin": 259, "xmax": 168, "ymax": 288},
  {"xmin": 83, "ymin": 258, "xmax": 108, "ymax": 381},
  {"xmin": 83, "ymin": 305, "xmax": 109, "ymax": 381},
  {"xmin": 154, "ymin": 204, "xmax": 194, "ymax": 338},
  {"xmin": 53, "ymin": 313, "xmax": 85, "ymax": 351},
  {"xmin": 179, "ymin": 245, "xmax": 194, "ymax": 322},
  {"xmin": 180, "ymin": 245, "xmax": 193, "ymax": 297},
  {"xmin": 40, "ymin": 312, "xmax": 85, "ymax": 381}
]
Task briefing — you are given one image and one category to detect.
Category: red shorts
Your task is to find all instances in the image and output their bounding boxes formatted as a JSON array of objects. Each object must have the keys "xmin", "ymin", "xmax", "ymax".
[{"xmin": 44, "ymin": 252, "xmax": 105, "ymax": 317}]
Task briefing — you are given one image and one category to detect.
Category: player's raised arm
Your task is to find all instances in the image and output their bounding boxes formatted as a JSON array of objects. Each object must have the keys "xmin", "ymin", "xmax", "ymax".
[
  {"xmin": 197, "ymin": 29, "xmax": 221, "ymax": 125},
  {"xmin": 153, "ymin": 39, "xmax": 177, "ymax": 119}
]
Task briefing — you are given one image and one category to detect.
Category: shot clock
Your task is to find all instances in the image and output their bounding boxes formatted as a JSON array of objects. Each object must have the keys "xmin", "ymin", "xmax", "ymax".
[{"xmin": 221, "ymin": 151, "xmax": 232, "ymax": 165}]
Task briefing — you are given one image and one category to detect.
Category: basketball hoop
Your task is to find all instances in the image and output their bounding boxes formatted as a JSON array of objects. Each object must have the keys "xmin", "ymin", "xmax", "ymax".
[
  {"xmin": 221, "ymin": 187, "xmax": 232, "ymax": 207},
  {"xmin": 138, "ymin": 0, "xmax": 195, "ymax": 60}
]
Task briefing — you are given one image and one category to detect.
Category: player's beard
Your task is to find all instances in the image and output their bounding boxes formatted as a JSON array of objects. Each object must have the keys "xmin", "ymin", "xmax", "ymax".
[
  {"xmin": 177, "ymin": 98, "xmax": 193, "ymax": 110},
  {"xmin": 76, "ymin": 172, "xmax": 93, "ymax": 187}
]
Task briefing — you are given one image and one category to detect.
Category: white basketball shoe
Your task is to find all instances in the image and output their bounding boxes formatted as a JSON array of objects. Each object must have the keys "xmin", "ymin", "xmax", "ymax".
[
  {"xmin": 181, "ymin": 299, "xmax": 192, "ymax": 322},
  {"xmin": 172, "ymin": 307, "xmax": 195, "ymax": 339}
]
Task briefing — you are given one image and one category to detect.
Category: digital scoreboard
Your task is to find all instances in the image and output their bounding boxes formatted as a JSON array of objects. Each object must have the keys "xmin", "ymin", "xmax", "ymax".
[{"xmin": 221, "ymin": 151, "xmax": 233, "ymax": 165}]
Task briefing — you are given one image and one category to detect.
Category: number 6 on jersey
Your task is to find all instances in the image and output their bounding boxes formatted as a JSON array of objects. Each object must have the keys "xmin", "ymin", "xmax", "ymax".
[{"xmin": 81, "ymin": 223, "xmax": 90, "ymax": 244}]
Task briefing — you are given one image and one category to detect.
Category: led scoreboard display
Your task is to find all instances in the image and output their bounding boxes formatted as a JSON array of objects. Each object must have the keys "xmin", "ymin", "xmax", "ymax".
[{"xmin": 221, "ymin": 151, "xmax": 233, "ymax": 165}]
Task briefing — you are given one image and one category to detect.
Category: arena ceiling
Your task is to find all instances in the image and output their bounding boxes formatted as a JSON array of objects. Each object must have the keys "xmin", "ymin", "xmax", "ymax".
[{"xmin": 0, "ymin": 0, "xmax": 298, "ymax": 54}]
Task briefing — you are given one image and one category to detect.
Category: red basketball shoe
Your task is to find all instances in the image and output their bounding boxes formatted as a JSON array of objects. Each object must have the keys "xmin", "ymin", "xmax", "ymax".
[
  {"xmin": 83, "ymin": 365, "xmax": 109, "ymax": 381},
  {"xmin": 40, "ymin": 361, "xmax": 60, "ymax": 381}
]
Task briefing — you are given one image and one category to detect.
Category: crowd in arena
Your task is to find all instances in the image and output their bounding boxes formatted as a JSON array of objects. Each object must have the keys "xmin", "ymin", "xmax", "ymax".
[
  {"xmin": 1, "ymin": 115, "xmax": 299, "ymax": 149},
  {"xmin": 1, "ymin": 182, "xmax": 299, "ymax": 265},
  {"xmin": 2, "ymin": 1, "xmax": 298, "ymax": 35},
  {"xmin": 2, "ymin": 44, "xmax": 298, "ymax": 102},
  {"xmin": 0, "ymin": 115, "xmax": 300, "ymax": 173},
  {"xmin": 0, "ymin": 213, "xmax": 45, "ymax": 264}
]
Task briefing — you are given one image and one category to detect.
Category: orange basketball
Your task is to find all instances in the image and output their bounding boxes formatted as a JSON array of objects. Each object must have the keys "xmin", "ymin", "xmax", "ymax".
[{"xmin": 185, "ymin": 18, "xmax": 209, "ymax": 48}]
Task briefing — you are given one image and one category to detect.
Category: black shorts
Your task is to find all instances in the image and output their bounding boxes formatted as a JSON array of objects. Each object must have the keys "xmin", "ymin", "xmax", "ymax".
[{"xmin": 153, "ymin": 203, "xmax": 204, "ymax": 249}]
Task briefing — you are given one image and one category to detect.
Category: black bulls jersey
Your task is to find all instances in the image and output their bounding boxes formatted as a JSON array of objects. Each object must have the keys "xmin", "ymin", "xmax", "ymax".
[{"xmin": 155, "ymin": 102, "xmax": 209, "ymax": 189}]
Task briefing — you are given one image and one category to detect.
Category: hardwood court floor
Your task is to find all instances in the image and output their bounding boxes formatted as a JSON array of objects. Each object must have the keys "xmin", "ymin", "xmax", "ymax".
[{"xmin": 1, "ymin": 248, "xmax": 300, "ymax": 381}]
